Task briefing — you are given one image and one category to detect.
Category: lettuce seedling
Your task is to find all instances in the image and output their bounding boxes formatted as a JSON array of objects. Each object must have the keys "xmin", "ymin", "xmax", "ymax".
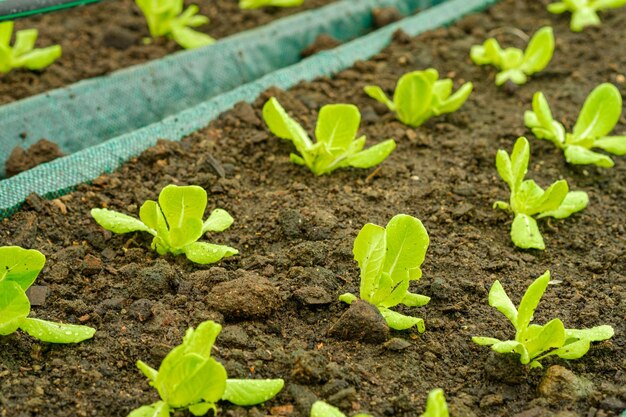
[
  {"xmin": 339, "ymin": 214, "xmax": 431, "ymax": 332},
  {"xmin": 525, "ymin": 83, "xmax": 626, "ymax": 168},
  {"xmin": 240, "ymin": 0, "xmax": 304, "ymax": 9},
  {"xmin": 547, "ymin": 0, "xmax": 626, "ymax": 32},
  {"xmin": 364, "ymin": 69, "xmax": 473, "ymax": 127},
  {"xmin": 135, "ymin": 0, "xmax": 214, "ymax": 49},
  {"xmin": 473, "ymin": 271, "xmax": 614, "ymax": 368},
  {"xmin": 130, "ymin": 320, "xmax": 284, "ymax": 417},
  {"xmin": 470, "ymin": 26, "xmax": 554, "ymax": 86},
  {"xmin": 0, "ymin": 246, "xmax": 95, "ymax": 343},
  {"xmin": 0, "ymin": 21, "xmax": 62, "ymax": 74},
  {"xmin": 310, "ymin": 389, "xmax": 449, "ymax": 417},
  {"xmin": 263, "ymin": 98, "xmax": 396, "ymax": 176},
  {"xmin": 91, "ymin": 185, "xmax": 238, "ymax": 265},
  {"xmin": 494, "ymin": 137, "xmax": 588, "ymax": 250}
]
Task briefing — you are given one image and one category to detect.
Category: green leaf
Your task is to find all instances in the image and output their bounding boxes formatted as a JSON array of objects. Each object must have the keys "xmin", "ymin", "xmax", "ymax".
[
  {"xmin": 547, "ymin": 2, "xmax": 567, "ymax": 13},
  {"xmin": 378, "ymin": 279, "xmax": 410, "ymax": 309},
  {"xmin": 516, "ymin": 271, "xmax": 550, "ymax": 333},
  {"xmin": 127, "ymin": 402, "xmax": 170, "ymax": 417},
  {"xmin": 510, "ymin": 137, "xmax": 530, "ymax": 190},
  {"xmin": 523, "ymin": 318, "xmax": 565, "ymax": 360},
  {"xmin": 0, "ymin": 246, "xmax": 46, "ymax": 290},
  {"xmin": 158, "ymin": 185, "xmax": 207, "ymax": 231},
  {"xmin": 379, "ymin": 308, "xmax": 425, "ymax": 332},
  {"xmin": 181, "ymin": 320, "xmax": 222, "ymax": 359},
  {"xmin": 170, "ymin": 26, "xmax": 214, "ymax": 49},
  {"xmin": 420, "ymin": 388, "xmax": 449, "ymax": 417},
  {"xmin": 521, "ymin": 27, "xmax": 554, "ymax": 75},
  {"xmin": 495, "ymin": 149, "xmax": 514, "ymax": 189},
  {"xmin": 594, "ymin": 136, "xmax": 626, "ymax": 155},
  {"xmin": 137, "ymin": 360, "xmax": 159, "ymax": 383},
  {"xmin": 526, "ymin": 179, "xmax": 569, "ymax": 215},
  {"xmin": 537, "ymin": 191, "xmax": 588, "ymax": 219},
  {"xmin": 262, "ymin": 98, "xmax": 312, "ymax": 147},
  {"xmin": 222, "ymin": 379, "xmax": 284, "ymax": 406},
  {"xmin": 338, "ymin": 293, "xmax": 357, "ymax": 305},
  {"xmin": 139, "ymin": 200, "xmax": 169, "ymax": 238},
  {"xmin": 551, "ymin": 339, "xmax": 591, "ymax": 359},
  {"xmin": 496, "ymin": 69, "xmax": 527, "ymax": 86},
  {"xmin": 571, "ymin": 8, "xmax": 601, "ymax": 31},
  {"xmin": 12, "ymin": 29, "xmax": 37, "ymax": 56},
  {"xmin": 310, "ymin": 401, "xmax": 347, "ymax": 417},
  {"xmin": 182, "ymin": 242, "xmax": 238, "ymax": 265},
  {"xmin": 188, "ymin": 402, "xmax": 215, "ymax": 416},
  {"xmin": 573, "ymin": 83, "xmax": 622, "ymax": 141},
  {"xmin": 564, "ymin": 145, "xmax": 615, "ymax": 167},
  {"xmin": 401, "ymin": 292, "xmax": 431, "ymax": 307},
  {"xmin": 20, "ymin": 45, "xmax": 62, "ymax": 70},
  {"xmin": 393, "ymin": 71, "xmax": 434, "ymax": 127},
  {"xmin": 364, "ymin": 85, "xmax": 395, "ymax": 111},
  {"xmin": 565, "ymin": 325, "xmax": 614, "ymax": 342},
  {"xmin": 382, "ymin": 215, "xmax": 429, "ymax": 284},
  {"xmin": 202, "ymin": 209, "xmax": 234, "ymax": 233},
  {"xmin": 491, "ymin": 340, "xmax": 530, "ymax": 364},
  {"xmin": 345, "ymin": 139, "xmax": 396, "ymax": 169},
  {"xmin": 487, "ymin": 281, "xmax": 518, "ymax": 326},
  {"xmin": 19, "ymin": 318, "xmax": 95, "ymax": 343},
  {"xmin": 91, "ymin": 208, "xmax": 152, "ymax": 235},
  {"xmin": 471, "ymin": 336, "xmax": 501, "ymax": 346},
  {"xmin": 169, "ymin": 218, "xmax": 204, "ymax": 249},
  {"xmin": 240, "ymin": 0, "xmax": 304, "ymax": 9},
  {"xmin": 511, "ymin": 213, "xmax": 545, "ymax": 250},
  {"xmin": 0, "ymin": 280, "xmax": 29, "ymax": 336},
  {"xmin": 0, "ymin": 22, "xmax": 13, "ymax": 46},
  {"xmin": 434, "ymin": 82, "xmax": 473, "ymax": 115},
  {"xmin": 353, "ymin": 223, "xmax": 386, "ymax": 302},
  {"xmin": 316, "ymin": 104, "xmax": 360, "ymax": 151}
]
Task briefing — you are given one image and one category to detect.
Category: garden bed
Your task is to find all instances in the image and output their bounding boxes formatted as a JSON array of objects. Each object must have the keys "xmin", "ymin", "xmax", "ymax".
[
  {"xmin": 0, "ymin": 0, "xmax": 625, "ymax": 416},
  {"xmin": 0, "ymin": 0, "xmax": 341, "ymax": 105}
]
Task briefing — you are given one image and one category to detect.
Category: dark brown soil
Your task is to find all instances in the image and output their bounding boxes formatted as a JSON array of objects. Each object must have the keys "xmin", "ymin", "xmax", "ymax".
[
  {"xmin": 1, "ymin": 0, "xmax": 625, "ymax": 416},
  {"xmin": 0, "ymin": 0, "xmax": 338, "ymax": 105},
  {"xmin": 5, "ymin": 139, "xmax": 64, "ymax": 178}
]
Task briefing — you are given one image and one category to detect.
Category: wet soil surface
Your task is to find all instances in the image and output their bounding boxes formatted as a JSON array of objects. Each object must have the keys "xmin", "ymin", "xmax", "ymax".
[
  {"xmin": 0, "ymin": 0, "xmax": 339, "ymax": 105},
  {"xmin": 1, "ymin": 0, "xmax": 625, "ymax": 416}
]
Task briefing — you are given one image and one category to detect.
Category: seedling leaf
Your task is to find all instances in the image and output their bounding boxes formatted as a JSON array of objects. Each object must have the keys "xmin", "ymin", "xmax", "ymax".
[
  {"xmin": 511, "ymin": 213, "xmax": 545, "ymax": 250},
  {"xmin": 222, "ymin": 379, "xmax": 285, "ymax": 406},
  {"xmin": 0, "ymin": 280, "xmax": 30, "ymax": 336},
  {"xmin": 420, "ymin": 388, "xmax": 449, "ymax": 417},
  {"xmin": 19, "ymin": 318, "xmax": 96, "ymax": 343},
  {"xmin": 0, "ymin": 22, "xmax": 61, "ymax": 74},
  {"xmin": 128, "ymin": 402, "xmax": 170, "ymax": 417},
  {"xmin": 573, "ymin": 83, "xmax": 622, "ymax": 141},
  {"xmin": 0, "ymin": 246, "xmax": 46, "ymax": 290},
  {"xmin": 91, "ymin": 209, "xmax": 153, "ymax": 235},
  {"xmin": 240, "ymin": 0, "xmax": 304, "ymax": 9},
  {"xmin": 547, "ymin": 0, "xmax": 626, "ymax": 31}
]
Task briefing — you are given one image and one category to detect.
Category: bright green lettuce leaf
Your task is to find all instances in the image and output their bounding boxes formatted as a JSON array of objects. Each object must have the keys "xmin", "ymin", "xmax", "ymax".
[
  {"xmin": 340, "ymin": 214, "xmax": 430, "ymax": 334},
  {"xmin": 547, "ymin": 0, "xmax": 626, "ymax": 31},
  {"xmin": 594, "ymin": 136, "xmax": 626, "ymax": 155},
  {"xmin": 310, "ymin": 401, "xmax": 373, "ymax": 417},
  {"xmin": 420, "ymin": 388, "xmax": 449, "ymax": 417},
  {"xmin": 516, "ymin": 271, "xmax": 551, "ymax": 334},
  {"xmin": 0, "ymin": 246, "xmax": 46, "ymax": 290},
  {"xmin": 511, "ymin": 213, "xmax": 545, "ymax": 250},
  {"xmin": 19, "ymin": 318, "xmax": 96, "ymax": 343},
  {"xmin": 240, "ymin": 0, "xmax": 304, "ymax": 9},
  {"xmin": 135, "ymin": 0, "xmax": 214, "ymax": 49},
  {"xmin": 262, "ymin": 98, "xmax": 396, "ymax": 175},
  {"xmin": 0, "ymin": 22, "xmax": 61, "ymax": 74},
  {"xmin": 92, "ymin": 185, "xmax": 237, "ymax": 265},
  {"xmin": 470, "ymin": 27, "xmax": 554, "ymax": 85},
  {"xmin": 222, "ymin": 379, "xmax": 285, "ymax": 406},
  {"xmin": 364, "ymin": 69, "xmax": 472, "ymax": 127},
  {"xmin": 537, "ymin": 191, "xmax": 589, "ymax": 219},
  {"xmin": 487, "ymin": 281, "xmax": 517, "ymax": 326},
  {"xmin": 564, "ymin": 145, "xmax": 615, "ymax": 167},
  {"xmin": 572, "ymin": 83, "xmax": 622, "ymax": 142},
  {"xmin": 524, "ymin": 92, "xmax": 566, "ymax": 147},
  {"xmin": 128, "ymin": 402, "xmax": 170, "ymax": 417},
  {"xmin": 471, "ymin": 336, "xmax": 502, "ymax": 346},
  {"xmin": 0, "ymin": 280, "xmax": 30, "ymax": 336}
]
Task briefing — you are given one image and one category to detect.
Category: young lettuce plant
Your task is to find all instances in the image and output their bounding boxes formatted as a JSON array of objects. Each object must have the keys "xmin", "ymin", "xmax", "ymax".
[
  {"xmin": 364, "ymin": 69, "xmax": 473, "ymax": 127},
  {"xmin": 525, "ymin": 83, "xmax": 626, "ymax": 168},
  {"xmin": 91, "ymin": 185, "xmax": 238, "ymax": 264},
  {"xmin": 470, "ymin": 26, "xmax": 554, "ymax": 86},
  {"xmin": 130, "ymin": 320, "xmax": 284, "ymax": 417},
  {"xmin": 547, "ymin": 0, "xmax": 626, "ymax": 32},
  {"xmin": 0, "ymin": 21, "xmax": 62, "ymax": 74},
  {"xmin": 240, "ymin": 0, "xmax": 304, "ymax": 9},
  {"xmin": 473, "ymin": 271, "xmax": 614, "ymax": 368},
  {"xmin": 0, "ymin": 246, "xmax": 95, "ymax": 343},
  {"xmin": 494, "ymin": 137, "xmax": 588, "ymax": 250},
  {"xmin": 339, "ymin": 214, "xmax": 431, "ymax": 333},
  {"xmin": 310, "ymin": 389, "xmax": 449, "ymax": 417},
  {"xmin": 263, "ymin": 98, "xmax": 396, "ymax": 176},
  {"xmin": 135, "ymin": 0, "xmax": 214, "ymax": 49}
]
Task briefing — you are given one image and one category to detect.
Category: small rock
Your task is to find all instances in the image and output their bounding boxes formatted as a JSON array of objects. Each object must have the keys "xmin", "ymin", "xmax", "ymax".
[
  {"xmin": 328, "ymin": 300, "xmax": 389, "ymax": 343},
  {"xmin": 232, "ymin": 102, "xmax": 261, "ymax": 127},
  {"xmin": 219, "ymin": 325, "xmax": 250, "ymax": 348},
  {"xmin": 25, "ymin": 286, "xmax": 48, "ymax": 306},
  {"xmin": 383, "ymin": 337, "xmax": 411, "ymax": 351},
  {"xmin": 292, "ymin": 350, "xmax": 328, "ymax": 384},
  {"xmin": 207, "ymin": 271, "xmax": 282, "ymax": 319},
  {"xmin": 82, "ymin": 254, "xmax": 103, "ymax": 275},
  {"xmin": 539, "ymin": 365, "xmax": 592, "ymax": 402},
  {"xmin": 301, "ymin": 34, "xmax": 341, "ymax": 57},
  {"xmin": 293, "ymin": 286, "xmax": 332, "ymax": 305},
  {"xmin": 278, "ymin": 209, "xmax": 305, "ymax": 238},
  {"xmin": 372, "ymin": 7, "xmax": 403, "ymax": 28},
  {"xmin": 430, "ymin": 277, "xmax": 452, "ymax": 300}
]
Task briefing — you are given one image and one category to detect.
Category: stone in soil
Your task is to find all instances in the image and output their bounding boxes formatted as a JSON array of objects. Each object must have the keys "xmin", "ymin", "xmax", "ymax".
[
  {"xmin": 538, "ymin": 365, "xmax": 593, "ymax": 402},
  {"xmin": 328, "ymin": 300, "xmax": 389, "ymax": 343}
]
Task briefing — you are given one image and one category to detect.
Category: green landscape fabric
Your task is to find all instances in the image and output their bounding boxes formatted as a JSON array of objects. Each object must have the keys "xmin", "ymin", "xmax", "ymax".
[
  {"xmin": 0, "ymin": 0, "xmax": 428, "ymax": 177},
  {"xmin": 0, "ymin": 0, "xmax": 499, "ymax": 218}
]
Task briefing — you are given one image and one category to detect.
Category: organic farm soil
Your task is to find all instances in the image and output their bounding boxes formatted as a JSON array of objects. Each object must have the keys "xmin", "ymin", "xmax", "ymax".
[
  {"xmin": 1, "ymin": 0, "xmax": 625, "ymax": 416},
  {"xmin": 0, "ymin": 0, "xmax": 340, "ymax": 105}
]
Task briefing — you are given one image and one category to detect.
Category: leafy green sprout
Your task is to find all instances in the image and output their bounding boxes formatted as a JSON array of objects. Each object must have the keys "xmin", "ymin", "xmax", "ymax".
[
  {"xmin": 91, "ymin": 185, "xmax": 238, "ymax": 265},
  {"xmin": 263, "ymin": 98, "xmax": 396, "ymax": 176},
  {"xmin": 310, "ymin": 389, "xmax": 449, "ymax": 417},
  {"xmin": 525, "ymin": 83, "xmax": 626, "ymax": 168},
  {"xmin": 0, "ymin": 246, "xmax": 95, "ymax": 343},
  {"xmin": 0, "ymin": 21, "xmax": 62, "ymax": 74},
  {"xmin": 339, "ymin": 214, "xmax": 431, "ymax": 333},
  {"xmin": 494, "ymin": 137, "xmax": 588, "ymax": 250},
  {"xmin": 240, "ymin": 0, "xmax": 304, "ymax": 9},
  {"xmin": 473, "ymin": 271, "xmax": 614, "ymax": 369},
  {"xmin": 129, "ymin": 320, "xmax": 284, "ymax": 417},
  {"xmin": 547, "ymin": 0, "xmax": 626, "ymax": 32},
  {"xmin": 470, "ymin": 26, "xmax": 554, "ymax": 86},
  {"xmin": 135, "ymin": 0, "xmax": 214, "ymax": 49},
  {"xmin": 364, "ymin": 69, "xmax": 473, "ymax": 127}
]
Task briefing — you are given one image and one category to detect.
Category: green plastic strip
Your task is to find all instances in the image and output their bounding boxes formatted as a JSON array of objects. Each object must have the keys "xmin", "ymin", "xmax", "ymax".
[
  {"xmin": 0, "ymin": 0, "xmax": 499, "ymax": 217},
  {"xmin": 0, "ymin": 0, "xmax": 427, "ymax": 177},
  {"xmin": 0, "ymin": 0, "xmax": 105, "ymax": 21}
]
